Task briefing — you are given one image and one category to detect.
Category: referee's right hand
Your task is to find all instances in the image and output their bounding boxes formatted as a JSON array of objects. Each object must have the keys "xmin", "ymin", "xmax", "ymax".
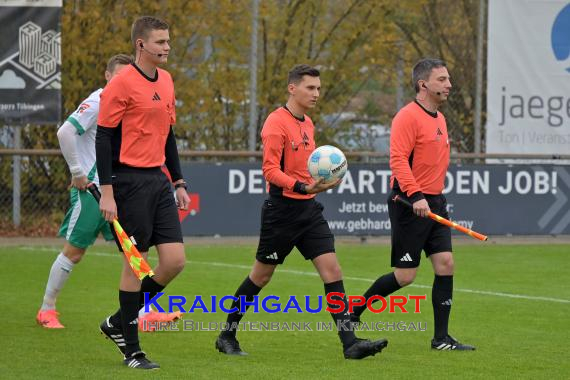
[
  {"xmin": 412, "ymin": 198, "xmax": 430, "ymax": 218},
  {"xmin": 99, "ymin": 185, "xmax": 117, "ymax": 222}
]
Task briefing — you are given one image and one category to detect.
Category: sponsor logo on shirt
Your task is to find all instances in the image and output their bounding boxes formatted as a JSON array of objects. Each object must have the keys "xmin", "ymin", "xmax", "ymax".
[{"xmin": 76, "ymin": 103, "xmax": 90, "ymax": 114}]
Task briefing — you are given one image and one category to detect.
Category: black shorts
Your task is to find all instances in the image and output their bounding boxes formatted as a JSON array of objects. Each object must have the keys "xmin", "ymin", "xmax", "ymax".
[
  {"xmin": 112, "ymin": 166, "xmax": 183, "ymax": 252},
  {"xmin": 256, "ymin": 196, "xmax": 335, "ymax": 265},
  {"xmin": 389, "ymin": 190, "xmax": 452, "ymax": 268}
]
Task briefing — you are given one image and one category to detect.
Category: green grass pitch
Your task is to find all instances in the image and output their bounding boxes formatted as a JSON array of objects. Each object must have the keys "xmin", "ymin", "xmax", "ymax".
[{"xmin": 1, "ymin": 242, "xmax": 568, "ymax": 379}]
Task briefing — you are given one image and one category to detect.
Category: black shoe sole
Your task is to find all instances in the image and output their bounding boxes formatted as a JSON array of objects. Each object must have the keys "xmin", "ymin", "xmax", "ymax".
[
  {"xmin": 123, "ymin": 362, "xmax": 160, "ymax": 370},
  {"xmin": 431, "ymin": 345, "xmax": 476, "ymax": 351}
]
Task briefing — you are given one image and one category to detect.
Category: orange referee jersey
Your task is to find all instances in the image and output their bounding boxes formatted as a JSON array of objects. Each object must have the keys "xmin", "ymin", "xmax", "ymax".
[
  {"xmin": 390, "ymin": 101, "xmax": 450, "ymax": 198},
  {"xmin": 97, "ymin": 64, "xmax": 176, "ymax": 168},
  {"xmin": 261, "ymin": 106, "xmax": 316, "ymax": 199}
]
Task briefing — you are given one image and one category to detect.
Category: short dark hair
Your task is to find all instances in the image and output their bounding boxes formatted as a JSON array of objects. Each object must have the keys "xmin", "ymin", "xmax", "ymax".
[
  {"xmin": 131, "ymin": 16, "xmax": 169, "ymax": 49},
  {"xmin": 288, "ymin": 64, "xmax": 320, "ymax": 85},
  {"xmin": 412, "ymin": 58, "xmax": 446, "ymax": 93},
  {"xmin": 106, "ymin": 54, "xmax": 132, "ymax": 73}
]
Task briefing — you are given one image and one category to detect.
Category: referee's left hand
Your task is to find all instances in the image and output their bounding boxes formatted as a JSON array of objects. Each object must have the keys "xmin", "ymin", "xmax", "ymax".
[{"xmin": 175, "ymin": 188, "xmax": 190, "ymax": 210}]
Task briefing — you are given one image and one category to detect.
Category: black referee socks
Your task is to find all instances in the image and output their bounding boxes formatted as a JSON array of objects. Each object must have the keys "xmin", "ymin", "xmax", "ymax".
[
  {"xmin": 108, "ymin": 275, "xmax": 166, "ymax": 327},
  {"xmin": 119, "ymin": 290, "xmax": 142, "ymax": 356},
  {"xmin": 353, "ymin": 272, "xmax": 402, "ymax": 317},
  {"xmin": 432, "ymin": 275, "xmax": 453, "ymax": 340},
  {"xmin": 222, "ymin": 276, "xmax": 262, "ymax": 337},
  {"xmin": 139, "ymin": 276, "xmax": 165, "ymax": 310},
  {"xmin": 324, "ymin": 280, "xmax": 357, "ymax": 349}
]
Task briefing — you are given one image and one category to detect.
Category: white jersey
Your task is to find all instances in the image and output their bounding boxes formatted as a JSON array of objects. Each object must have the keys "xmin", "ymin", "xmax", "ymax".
[{"xmin": 63, "ymin": 88, "xmax": 102, "ymax": 185}]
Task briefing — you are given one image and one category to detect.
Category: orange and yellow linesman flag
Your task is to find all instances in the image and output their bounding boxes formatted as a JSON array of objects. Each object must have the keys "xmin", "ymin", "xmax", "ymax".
[
  {"xmin": 111, "ymin": 219, "xmax": 154, "ymax": 280},
  {"xmin": 87, "ymin": 184, "xmax": 154, "ymax": 280},
  {"xmin": 393, "ymin": 195, "xmax": 488, "ymax": 242}
]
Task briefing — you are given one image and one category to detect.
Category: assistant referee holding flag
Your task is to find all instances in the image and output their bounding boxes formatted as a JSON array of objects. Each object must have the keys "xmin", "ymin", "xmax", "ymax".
[
  {"xmin": 96, "ymin": 16, "xmax": 190, "ymax": 370},
  {"xmin": 351, "ymin": 58, "xmax": 475, "ymax": 351}
]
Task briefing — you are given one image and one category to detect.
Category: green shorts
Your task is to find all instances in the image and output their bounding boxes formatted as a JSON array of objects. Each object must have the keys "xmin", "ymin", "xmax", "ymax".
[{"xmin": 58, "ymin": 188, "xmax": 114, "ymax": 249}]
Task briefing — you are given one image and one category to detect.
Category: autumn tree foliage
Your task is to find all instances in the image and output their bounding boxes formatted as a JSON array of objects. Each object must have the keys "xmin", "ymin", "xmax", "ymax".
[{"xmin": 59, "ymin": 0, "xmax": 481, "ymax": 152}]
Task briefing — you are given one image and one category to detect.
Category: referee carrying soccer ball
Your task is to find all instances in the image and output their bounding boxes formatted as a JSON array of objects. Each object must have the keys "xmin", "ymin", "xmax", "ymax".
[{"xmin": 215, "ymin": 64, "xmax": 388, "ymax": 360}]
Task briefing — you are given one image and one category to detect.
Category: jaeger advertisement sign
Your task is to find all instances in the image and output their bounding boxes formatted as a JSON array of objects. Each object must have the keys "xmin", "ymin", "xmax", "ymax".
[{"xmin": 486, "ymin": 0, "xmax": 570, "ymax": 155}]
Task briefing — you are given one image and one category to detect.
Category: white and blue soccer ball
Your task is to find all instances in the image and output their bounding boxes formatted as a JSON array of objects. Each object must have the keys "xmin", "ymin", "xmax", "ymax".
[{"xmin": 307, "ymin": 145, "xmax": 348, "ymax": 184}]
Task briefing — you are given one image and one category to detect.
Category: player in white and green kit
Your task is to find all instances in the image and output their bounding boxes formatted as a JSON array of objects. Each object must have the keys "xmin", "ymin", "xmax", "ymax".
[
  {"xmin": 57, "ymin": 87, "xmax": 113, "ymax": 248},
  {"xmin": 36, "ymin": 54, "xmax": 132, "ymax": 328}
]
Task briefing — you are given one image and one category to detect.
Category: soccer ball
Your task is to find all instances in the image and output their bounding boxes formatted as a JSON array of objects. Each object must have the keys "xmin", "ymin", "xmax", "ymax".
[{"xmin": 307, "ymin": 145, "xmax": 348, "ymax": 183}]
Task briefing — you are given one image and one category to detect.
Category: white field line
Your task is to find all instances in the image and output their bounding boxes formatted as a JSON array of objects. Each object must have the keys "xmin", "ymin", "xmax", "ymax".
[{"xmin": 15, "ymin": 246, "xmax": 570, "ymax": 304}]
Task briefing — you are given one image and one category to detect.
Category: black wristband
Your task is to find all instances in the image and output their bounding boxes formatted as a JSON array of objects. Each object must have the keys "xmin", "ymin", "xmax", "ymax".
[
  {"xmin": 409, "ymin": 191, "xmax": 425, "ymax": 203},
  {"xmin": 293, "ymin": 181, "xmax": 308, "ymax": 195},
  {"xmin": 174, "ymin": 182, "xmax": 187, "ymax": 190}
]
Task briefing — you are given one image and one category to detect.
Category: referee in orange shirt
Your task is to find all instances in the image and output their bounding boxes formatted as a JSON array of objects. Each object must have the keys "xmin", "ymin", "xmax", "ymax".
[
  {"xmin": 215, "ymin": 64, "xmax": 388, "ymax": 360},
  {"xmin": 351, "ymin": 58, "xmax": 475, "ymax": 351},
  {"xmin": 95, "ymin": 16, "xmax": 189, "ymax": 369}
]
